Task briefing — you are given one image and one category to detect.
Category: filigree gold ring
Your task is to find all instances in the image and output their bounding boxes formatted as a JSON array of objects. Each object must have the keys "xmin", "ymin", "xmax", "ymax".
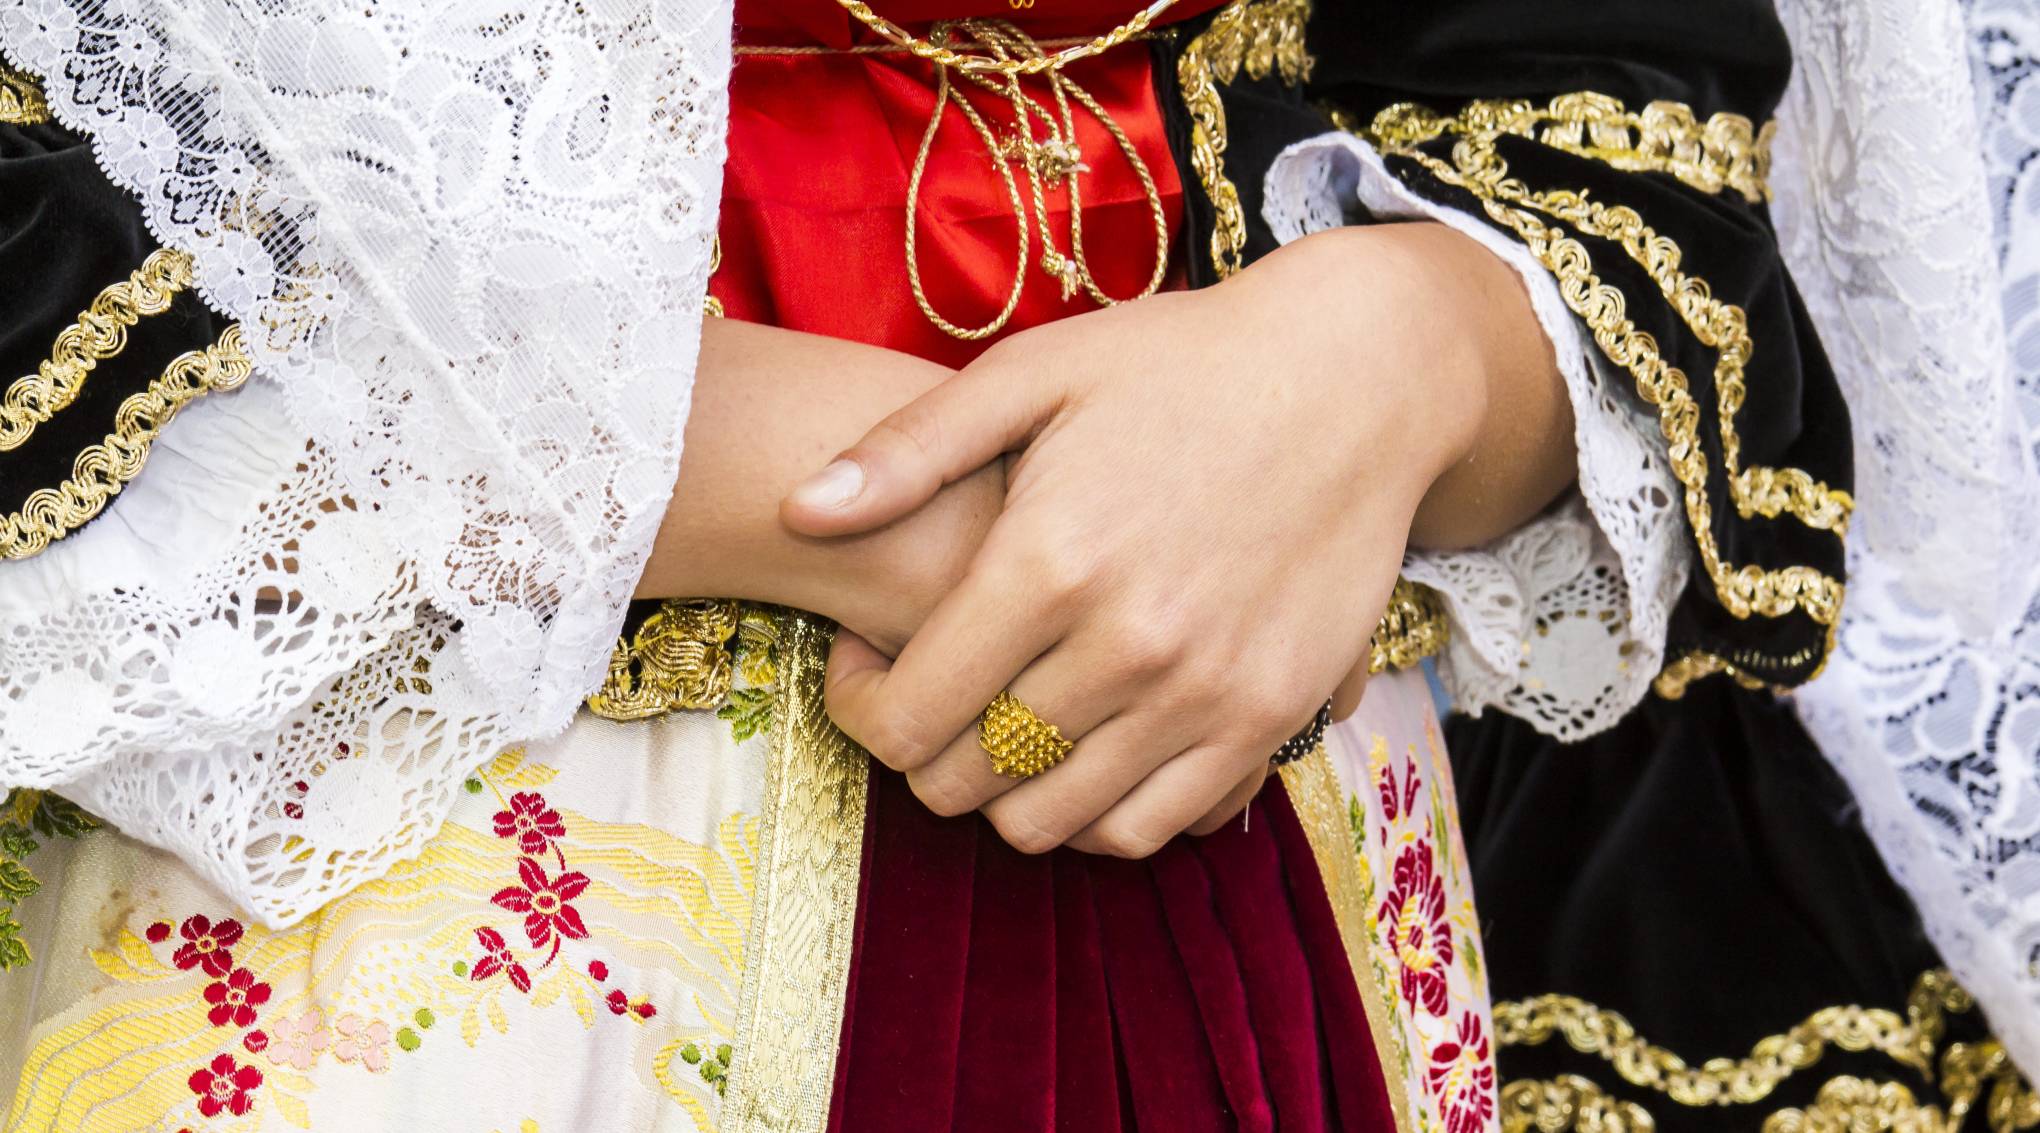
[{"xmin": 979, "ymin": 690, "xmax": 1075, "ymax": 779}]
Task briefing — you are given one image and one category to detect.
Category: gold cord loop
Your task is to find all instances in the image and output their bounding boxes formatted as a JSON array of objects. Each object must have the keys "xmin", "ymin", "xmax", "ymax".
[{"xmin": 833, "ymin": 0, "xmax": 1179, "ymax": 76}]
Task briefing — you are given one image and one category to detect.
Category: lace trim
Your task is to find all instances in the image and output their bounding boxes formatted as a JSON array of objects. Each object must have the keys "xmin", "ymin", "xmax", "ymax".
[
  {"xmin": 1175, "ymin": 0, "xmax": 1312, "ymax": 280},
  {"xmin": 1495, "ymin": 971, "xmax": 2038, "ymax": 1131},
  {"xmin": 1336, "ymin": 93, "xmax": 1776, "ymax": 206},
  {"xmin": 1366, "ymin": 100, "xmax": 1851, "ymax": 633},
  {"xmin": 1, "ymin": 247, "xmax": 195, "ymax": 453},
  {"xmin": 1, "ymin": 323, "xmax": 251, "ymax": 560}
]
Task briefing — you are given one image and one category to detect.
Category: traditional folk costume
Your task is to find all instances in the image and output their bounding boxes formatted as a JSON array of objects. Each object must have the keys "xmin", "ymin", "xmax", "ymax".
[{"xmin": 0, "ymin": 0, "xmax": 2031, "ymax": 1130}]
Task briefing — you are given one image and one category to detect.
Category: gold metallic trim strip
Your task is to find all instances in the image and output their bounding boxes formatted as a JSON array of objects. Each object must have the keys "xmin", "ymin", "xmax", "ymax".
[
  {"xmin": 1, "ymin": 247, "xmax": 196, "ymax": 452},
  {"xmin": 1367, "ymin": 101, "xmax": 1849, "ymax": 631},
  {"xmin": 1345, "ymin": 93, "xmax": 1775, "ymax": 205},
  {"xmin": 1, "ymin": 322, "xmax": 251, "ymax": 560},
  {"xmin": 1175, "ymin": 0, "xmax": 1312, "ymax": 280},
  {"xmin": 1278, "ymin": 745, "xmax": 1417, "ymax": 1133},
  {"xmin": 0, "ymin": 61, "xmax": 48, "ymax": 125},
  {"xmin": 722, "ymin": 612, "xmax": 869, "ymax": 1133}
]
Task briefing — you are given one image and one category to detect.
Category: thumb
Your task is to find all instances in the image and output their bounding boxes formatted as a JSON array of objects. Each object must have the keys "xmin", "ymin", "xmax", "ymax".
[{"xmin": 782, "ymin": 361, "xmax": 1052, "ymax": 537}]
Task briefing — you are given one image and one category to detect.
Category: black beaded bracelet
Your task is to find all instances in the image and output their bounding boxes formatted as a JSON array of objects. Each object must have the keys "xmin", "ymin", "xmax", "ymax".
[{"xmin": 1271, "ymin": 701, "xmax": 1333, "ymax": 766}]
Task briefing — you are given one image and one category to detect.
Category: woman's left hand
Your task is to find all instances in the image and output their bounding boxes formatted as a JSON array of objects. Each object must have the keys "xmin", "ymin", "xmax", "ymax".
[{"xmin": 783, "ymin": 221, "xmax": 1567, "ymax": 856}]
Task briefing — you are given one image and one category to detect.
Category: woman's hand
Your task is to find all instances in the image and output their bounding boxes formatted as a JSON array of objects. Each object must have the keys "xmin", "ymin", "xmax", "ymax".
[{"xmin": 784, "ymin": 222, "xmax": 1572, "ymax": 856}]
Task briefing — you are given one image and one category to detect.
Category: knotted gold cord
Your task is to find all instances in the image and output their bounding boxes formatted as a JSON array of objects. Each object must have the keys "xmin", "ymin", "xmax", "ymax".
[
  {"xmin": 833, "ymin": 0, "xmax": 1178, "ymax": 75},
  {"xmin": 903, "ymin": 19, "xmax": 1171, "ymax": 339}
]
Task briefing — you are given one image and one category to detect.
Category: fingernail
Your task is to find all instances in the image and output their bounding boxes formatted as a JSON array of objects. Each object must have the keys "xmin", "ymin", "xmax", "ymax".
[{"xmin": 792, "ymin": 458, "xmax": 865, "ymax": 511}]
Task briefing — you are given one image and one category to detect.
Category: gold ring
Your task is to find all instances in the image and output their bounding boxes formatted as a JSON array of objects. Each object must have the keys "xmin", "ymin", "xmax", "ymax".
[{"xmin": 978, "ymin": 690, "xmax": 1074, "ymax": 778}]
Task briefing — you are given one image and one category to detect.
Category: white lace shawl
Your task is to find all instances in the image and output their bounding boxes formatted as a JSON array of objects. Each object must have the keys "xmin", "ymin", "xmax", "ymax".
[
  {"xmin": 0, "ymin": 0, "xmax": 734, "ymax": 926},
  {"xmin": 1775, "ymin": 0, "xmax": 2040, "ymax": 1075}
]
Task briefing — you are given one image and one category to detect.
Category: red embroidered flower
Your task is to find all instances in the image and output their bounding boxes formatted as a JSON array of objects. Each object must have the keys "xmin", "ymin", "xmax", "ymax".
[
  {"xmin": 588, "ymin": 960, "xmax": 608, "ymax": 982},
  {"xmin": 187, "ymin": 1053, "xmax": 262, "ymax": 1118},
  {"xmin": 606, "ymin": 989, "xmax": 630, "ymax": 1016},
  {"xmin": 1427, "ymin": 1011, "xmax": 1497, "ymax": 1133},
  {"xmin": 1376, "ymin": 757, "xmax": 1421, "ymax": 826},
  {"xmin": 470, "ymin": 926, "xmax": 533, "ymax": 993},
  {"xmin": 146, "ymin": 921, "xmax": 172, "ymax": 944},
  {"xmin": 204, "ymin": 966, "xmax": 273, "ymax": 1028},
  {"xmin": 492, "ymin": 792, "xmax": 566, "ymax": 857},
  {"xmin": 1378, "ymin": 840, "xmax": 1454, "ymax": 1017},
  {"xmin": 243, "ymin": 1029, "xmax": 270, "ymax": 1054},
  {"xmin": 633, "ymin": 1001, "xmax": 657, "ymax": 1020},
  {"xmin": 491, "ymin": 857, "xmax": 590, "ymax": 955},
  {"xmin": 172, "ymin": 915, "xmax": 244, "ymax": 977}
]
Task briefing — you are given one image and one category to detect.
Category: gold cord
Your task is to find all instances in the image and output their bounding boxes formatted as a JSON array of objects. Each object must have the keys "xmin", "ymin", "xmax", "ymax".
[
  {"xmin": 832, "ymin": 0, "xmax": 1178, "ymax": 76},
  {"xmin": 902, "ymin": 20, "xmax": 1170, "ymax": 340}
]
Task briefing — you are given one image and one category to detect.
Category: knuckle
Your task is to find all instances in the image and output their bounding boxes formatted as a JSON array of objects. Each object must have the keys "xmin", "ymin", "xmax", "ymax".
[
  {"xmin": 1024, "ymin": 535, "xmax": 1099, "ymax": 608},
  {"xmin": 869, "ymin": 408, "xmax": 944, "ymax": 468},
  {"xmin": 1095, "ymin": 817, "xmax": 1170, "ymax": 860},
  {"xmin": 860, "ymin": 711, "xmax": 938, "ymax": 772},
  {"xmin": 990, "ymin": 808, "xmax": 1066, "ymax": 855},
  {"xmin": 1109, "ymin": 613, "xmax": 1186, "ymax": 678},
  {"xmin": 908, "ymin": 769, "xmax": 976, "ymax": 818}
]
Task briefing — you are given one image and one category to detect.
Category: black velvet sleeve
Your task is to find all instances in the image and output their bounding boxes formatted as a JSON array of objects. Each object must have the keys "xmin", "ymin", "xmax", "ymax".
[
  {"xmin": 0, "ymin": 64, "xmax": 239, "ymax": 563},
  {"xmin": 1157, "ymin": 0, "xmax": 1853, "ymax": 693}
]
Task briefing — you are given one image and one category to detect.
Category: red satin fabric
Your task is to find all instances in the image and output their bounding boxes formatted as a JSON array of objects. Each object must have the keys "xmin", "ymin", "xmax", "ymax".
[{"xmin": 720, "ymin": 4, "xmax": 1397, "ymax": 1128}]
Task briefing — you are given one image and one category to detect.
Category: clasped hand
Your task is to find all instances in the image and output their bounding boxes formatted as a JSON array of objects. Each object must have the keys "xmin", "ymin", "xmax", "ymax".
[{"xmin": 780, "ymin": 222, "xmax": 1565, "ymax": 857}]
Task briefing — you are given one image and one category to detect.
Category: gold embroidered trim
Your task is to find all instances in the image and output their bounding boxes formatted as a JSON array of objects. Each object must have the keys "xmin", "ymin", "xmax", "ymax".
[
  {"xmin": 1176, "ymin": 0, "xmax": 1312, "ymax": 279},
  {"xmin": 1, "ymin": 322, "xmax": 251, "ymax": 561},
  {"xmin": 584, "ymin": 598, "xmax": 742, "ymax": 721},
  {"xmin": 1500, "ymin": 1075, "xmax": 1656, "ymax": 1133},
  {"xmin": 1370, "ymin": 577, "xmax": 1448, "ymax": 673},
  {"xmin": 1494, "ymin": 971, "xmax": 2038, "ymax": 1132},
  {"xmin": 1343, "ymin": 93, "xmax": 1775, "ymax": 205},
  {"xmin": 1278, "ymin": 745, "xmax": 1417, "ymax": 1133},
  {"xmin": 1366, "ymin": 99, "xmax": 1850, "ymax": 629},
  {"xmin": 832, "ymin": 0, "xmax": 1178, "ymax": 76},
  {"xmin": 722, "ymin": 612, "xmax": 869, "ymax": 1133},
  {"xmin": 1, "ymin": 247, "xmax": 196, "ymax": 452},
  {"xmin": 0, "ymin": 61, "xmax": 49, "ymax": 125},
  {"xmin": 704, "ymin": 235, "xmax": 725, "ymax": 318},
  {"xmin": 1651, "ymin": 650, "xmax": 1768, "ymax": 699}
]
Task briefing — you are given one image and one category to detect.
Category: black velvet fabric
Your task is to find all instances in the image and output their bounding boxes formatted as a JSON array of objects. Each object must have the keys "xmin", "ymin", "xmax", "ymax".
[
  {"xmin": 1446, "ymin": 686, "xmax": 1996, "ymax": 1130},
  {"xmin": 0, "ymin": 119, "xmax": 226, "ymax": 524}
]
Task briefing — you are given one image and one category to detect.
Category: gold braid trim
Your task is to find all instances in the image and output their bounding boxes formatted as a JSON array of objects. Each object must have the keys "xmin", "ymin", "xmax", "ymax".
[
  {"xmin": 1175, "ymin": 0, "xmax": 1312, "ymax": 281},
  {"xmin": 1370, "ymin": 577, "xmax": 1449, "ymax": 674},
  {"xmin": 1500, "ymin": 1075, "xmax": 1657, "ymax": 1133},
  {"xmin": 1366, "ymin": 100, "xmax": 1850, "ymax": 654},
  {"xmin": 1, "ymin": 323, "xmax": 251, "ymax": 560},
  {"xmin": 1493, "ymin": 970, "xmax": 2038, "ymax": 1133},
  {"xmin": 1345, "ymin": 93, "xmax": 1776, "ymax": 205},
  {"xmin": 1, "ymin": 248, "xmax": 196, "ymax": 452},
  {"xmin": 0, "ymin": 61, "xmax": 48, "ymax": 125}
]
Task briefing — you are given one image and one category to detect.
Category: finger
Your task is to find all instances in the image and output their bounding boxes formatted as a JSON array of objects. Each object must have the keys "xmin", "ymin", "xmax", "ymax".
[
  {"xmin": 825, "ymin": 557, "xmax": 1061, "ymax": 772},
  {"xmin": 978, "ymin": 712, "xmax": 1192, "ymax": 853},
  {"xmin": 1330, "ymin": 660, "xmax": 1371, "ymax": 721},
  {"xmin": 904, "ymin": 643, "xmax": 1127, "ymax": 819},
  {"xmin": 781, "ymin": 355, "xmax": 1057, "ymax": 537},
  {"xmin": 1067, "ymin": 744, "xmax": 1245, "ymax": 859},
  {"xmin": 1186, "ymin": 765, "xmax": 1271, "ymax": 837}
]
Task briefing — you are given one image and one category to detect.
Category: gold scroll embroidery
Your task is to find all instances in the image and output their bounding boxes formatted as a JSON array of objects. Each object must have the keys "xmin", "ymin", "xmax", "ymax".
[
  {"xmin": 0, "ymin": 61, "xmax": 48, "ymax": 125},
  {"xmin": 1, "ymin": 322, "xmax": 252, "ymax": 560},
  {"xmin": 1370, "ymin": 577, "xmax": 1449, "ymax": 674},
  {"xmin": 1, "ymin": 247, "xmax": 196, "ymax": 452},
  {"xmin": 1492, "ymin": 970, "xmax": 2039, "ymax": 1133},
  {"xmin": 1176, "ymin": 0, "xmax": 1313, "ymax": 280},
  {"xmin": 1279, "ymin": 745, "xmax": 1417, "ymax": 1133},
  {"xmin": 1366, "ymin": 100, "xmax": 1850, "ymax": 644},
  {"xmin": 585, "ymin": 599, "xmax": 742, "ymax": 721},
  {"xmin": 721, "ymin": 612, "xmax": 869, "ymax": 1133}
]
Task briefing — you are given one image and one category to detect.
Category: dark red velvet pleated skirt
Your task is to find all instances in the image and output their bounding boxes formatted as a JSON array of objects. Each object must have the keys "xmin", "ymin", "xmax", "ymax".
[{"xmin": 828, "ymin": 769, "xmax": 1398, "ymax": 1133}]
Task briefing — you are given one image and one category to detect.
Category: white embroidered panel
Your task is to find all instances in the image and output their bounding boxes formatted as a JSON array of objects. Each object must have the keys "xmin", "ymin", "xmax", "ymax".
[
  {"xmin": 0, "ymin": 0, "xmax": 734, "ymax": 927},
  {"xmin": 1774, "ymin": 0, "xmax": 2040, "ymax": 1074},
  {"xmin": 1264, "ymin": 132, "xmax": 1690, "ymax": 742}
]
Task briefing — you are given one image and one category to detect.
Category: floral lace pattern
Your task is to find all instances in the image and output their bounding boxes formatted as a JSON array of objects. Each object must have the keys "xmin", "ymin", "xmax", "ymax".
[
  {"xmin": 1772, "ymin": 0, "xmax": 2040, "ymax": 1078},
  {"xmin": 0, "ymin": 0, "xmax": 734, "ymax": 928}
]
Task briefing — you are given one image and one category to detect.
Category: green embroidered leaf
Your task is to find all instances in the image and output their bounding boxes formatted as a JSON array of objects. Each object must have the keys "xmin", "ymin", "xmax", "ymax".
[
  {"xmin": 27, "ymin": 794, "xmax": 95, "ymax": 840},
  {"xmin": 0, "ymin": 828, "xmax": 36, "ymax": 862},
  {"xmin": 717, "ymin": 686, "xmax": 775, "ymax": 744},
  {"xmin": 0, "ymin": 916, "xmax": 29, "ymax": 971},
  {"xmin": 0, "ymin": 858, "xmax": 39, "ymax": 904}
]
